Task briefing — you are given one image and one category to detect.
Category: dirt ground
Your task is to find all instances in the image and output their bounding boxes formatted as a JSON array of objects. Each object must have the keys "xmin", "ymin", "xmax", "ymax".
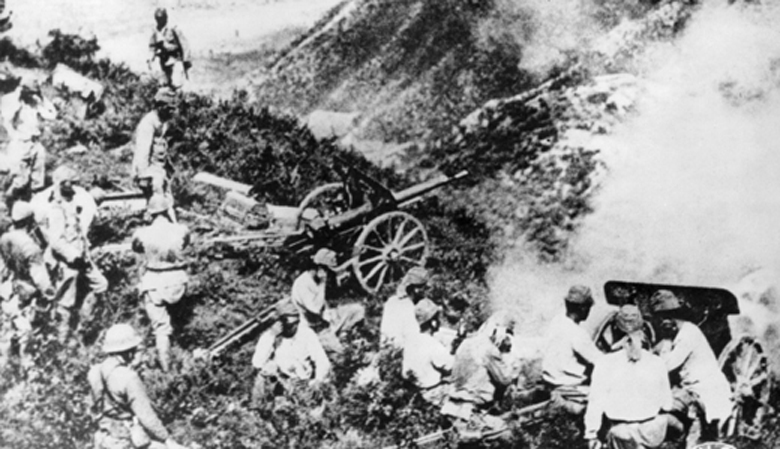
[{"xmin": 5, "ymin": 0, "xmax": 344, "ymax": 96}]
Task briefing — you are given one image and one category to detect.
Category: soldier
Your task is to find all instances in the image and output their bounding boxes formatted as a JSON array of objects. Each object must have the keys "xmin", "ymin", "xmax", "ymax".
[
  {"xmin": 402, "ymin": 298, "xmax": 453, "ymax": 405},
  {"xmin": 41, "ymin": 165, "xmax": 107, "ymax": 342},
  {"xmin": 251, "ymin": 301, "xmax": 331, "ymax": 404},
  {"xmin": 290, "ymin": 248, "xmax": 365, "ymax": 354},
  {"xmin": 88, "ymin": 323, "xmax": 189, "ymax": 449},
  {"xmin": 440, "ymin": 314, "xmax": 517, "ymax": 440},
  {"xmin": 650, "ymin": 290, "xmax": 733, "ymax": 444},
  {"xmin": 0, "ymin": 201, "xmax": 54, "ymax": 368},
  {"xmin": 131, "ymin": 194, "xmax": 190, "ymax": 372},
  {"xmin": 148, "ymin": 8, "xmax": 191, "ymax": 90},
  {"xmin": 584, "ymin": 305, "xmax": 675, "ymax": 449},
  {"xmin": 380, "ymin": 266, "xmax": 428, "ymax": 349},
  {"xmin": 1, "ymin": 107, "xmax": 47, "ymax": 210},
  {"xmin": 132, "ymin": 88, "xmax": 176, "ymax": 218},
  {"xmin": 541, "ymin": 285, "xmax": 602, "ymax": 414}
]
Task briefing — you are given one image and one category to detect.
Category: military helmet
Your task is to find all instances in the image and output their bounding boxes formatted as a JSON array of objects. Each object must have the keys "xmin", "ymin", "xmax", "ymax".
[
  {"xmin": 414, "ymin": 298, "xmax": 440, "ymax": 325},
  {"xmin": 153, "ymin": 87, "xmax": 176, "ymax": 107},
  {"xmin": 154, "ymin": 7, "xmax": 168, "ymax": 21},
  {"xmin": 615, "ymin": 304, "xmax": 644, "ymax": 334},
  {"xmin": 11, "ymin": 201, "xmax": 34, "ymax": 222},
  {"xmin": 650, "ymin": 290, "xmax": 683, "ymax": 313},
  {"xmin": 312, "ymin": 248, "xmax": 338, "ymax": 269},
  {"xmin": 564, "ymin": 285, "xmax": 594, "ymax": 306},
  {"xmin": 402, "ymin": 266, "xmax": 429, "ymax": 286},
  {"xmin": 103, "ymin": 323, "xmax": 143, "ymax": 354},
  {"xmin": 52, "ymin": 165, "xmax": 78, "ymax": 185},
  {"xmin": 146, "ymin": 194, "xmax": 170, "ymax": 215},
  {"xmin": 276, "ymin": 300, "xmax": 300, "ymax": 319}
]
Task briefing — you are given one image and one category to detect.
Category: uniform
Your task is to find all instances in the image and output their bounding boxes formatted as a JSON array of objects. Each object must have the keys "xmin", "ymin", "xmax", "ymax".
[
  {"xmin": 402, "ymin": 331, "xmax": 453, "ymax": 405},
  {"xmin": 149, "ymin": 24, "xmax": 190, "ymax": 89},
  {"xmin": 132, "ymin": 110, "xmax": 170, "ymax": 185},
  {"xmin": 131, "ymin": 215, "xmax": 190, "ymax": 338},
  {"xmin": 379, "ymin": 292, "xmax": 417, "ymax": 348}
]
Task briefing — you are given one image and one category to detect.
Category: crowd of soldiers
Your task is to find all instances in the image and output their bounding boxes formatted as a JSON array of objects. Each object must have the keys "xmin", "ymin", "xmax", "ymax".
[{"xmin": 0, "ymin": 6, "xmax": 738, "ymax": 449}]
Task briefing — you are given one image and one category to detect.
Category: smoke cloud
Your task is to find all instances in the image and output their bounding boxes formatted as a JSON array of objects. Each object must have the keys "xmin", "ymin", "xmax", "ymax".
[{"xmin": 491, "ymin": 1, "xmax": 780, "ymax": 367}]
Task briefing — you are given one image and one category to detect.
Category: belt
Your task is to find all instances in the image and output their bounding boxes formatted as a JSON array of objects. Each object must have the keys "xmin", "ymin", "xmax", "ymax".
[
  {"xmin": 145, "ymin": 264, "xmax": 187, "ymax": 272},
  {"xmin": 607, "ymin": 415, "xmax": 655, "ymax": 425}
]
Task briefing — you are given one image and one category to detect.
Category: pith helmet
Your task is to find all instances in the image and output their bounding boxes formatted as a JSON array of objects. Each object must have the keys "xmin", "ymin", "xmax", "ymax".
[
  {"xmin": 146, "ymin": 194, "xmax": 170, "ymax": 215},
  {"xmin": 615, "ymin": 304, "xmax": 644, "ymax": 334},
  {"xmin": 414, "ymin": 298, "xmax": 441, "ymax": 325},
  {"xmin": 103, "ymin": 323, "xmax": 143, "ymax": 354},
  {"xmin": 650, "ymin": 290, "xmax": 683, "ymax": 313},
  {"xmin": 403, "ymin": 266, "xmax": 429, "ymax": 286},
  {"xmin": 312, "ymin": 248, "xmax": 338, "ymax": 269},
  {"xmin": 11, "ymin": 201, "xmax": 34, "ymax": 222},
  {"xmin": 565, "ymin": 285, "xmax": 594, "ymax": 306}
]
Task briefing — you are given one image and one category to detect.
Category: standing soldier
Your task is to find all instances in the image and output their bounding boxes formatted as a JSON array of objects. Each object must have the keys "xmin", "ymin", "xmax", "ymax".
[
  {"xmin": 1, "ymin": 106, "xmax": 47, "ymax": 210},
  {"xmin": 42, "ymin": 166, "xmax": 107, "ymax": 342},
  {"xmin": 290, "ymin": 248, "xmax": 365, "ymax": 355},
  {"xmin": 0, "ymin": 201, "xmax": 54, "ymax": 368},
  {"xmin": 88, "ymin": 323, "xmax": 189, "ymax": 449},
  {"xmin": 380, "ymin": 266, "xmax": 429, "ymax": 349},
  {"xmin": 148, "ymin": 8, "xmax": 191, "ymax": 90},
  {"xmin": 131, "ymin": 195, "xmax": 190, "ymax": 372},
  {"xmin": 541, "ymin": 285, "xmax": 602, "ymax": 414},
  {"xmin": 133, "ymin": 87, "xmax": 176, "ymax": 218}
]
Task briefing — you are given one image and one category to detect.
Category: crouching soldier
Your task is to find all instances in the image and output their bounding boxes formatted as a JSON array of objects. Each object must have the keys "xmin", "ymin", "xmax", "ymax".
[
  {"xmin": 441, "ymin": 314, "xmax": 517, "ymax": 441},
  {"xmin": 251, "ymin": 301, "xmax": 331, "ymax": 405},
  {"xmin": 380, "ymin": 266, "xmax": 429, "ymax": 349},
  {"xmin": 0, "ymin": 201, "xmax": 54, "ymax": 368},
  {"xmin": 402, "ymin": 298, "xmax": 453, "ymax": 406},
  {"xmin": 131, "ymin": 195, "xmax": 190, "ymax": 372},
  {"xmin": 291, "ymin": 248, "xmax": 365, "ymax": 355},
  {"xmin": 88, "ymin": 323, "xmax": 189, "ymax": 449}
]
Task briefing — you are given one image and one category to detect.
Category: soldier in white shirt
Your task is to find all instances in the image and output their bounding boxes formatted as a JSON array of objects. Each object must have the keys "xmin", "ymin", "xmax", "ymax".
[
  {"xmin": 251, "ymin": 301, "xmax": 331, "ymax": 403},
  {"xmin": 402, "ymin": 298, "xmax": 453, "ymax": 405},
  {"xmin": 650, "ymin": 290, "xmax": 733, "ymax": 444},
  {"xmin": 380, "ymin": 266, "xmax": 428, "ymax": 348},
  {"xmin": 584, "ymin": 305, "xmax": 675, "ymax": 449},
  {"xmin": 541, "ymin": 285, "xmax": 602, "ymax": 414}
]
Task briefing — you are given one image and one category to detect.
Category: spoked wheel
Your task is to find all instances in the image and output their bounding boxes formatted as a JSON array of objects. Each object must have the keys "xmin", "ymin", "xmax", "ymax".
[
  {"xmin": 352, "ymin": 211, "xmax": 429, "ymax": 293},
  {"xmin": 592, "ymin": 310, "xmax": 656, "ymax": 353},
  {"xmin": 295, "ymin": 183, "xmax": 349, "ymax": 230},
  {"xmin": 717, "ymin": 335, "xmax": 772, "ymax": 439}
]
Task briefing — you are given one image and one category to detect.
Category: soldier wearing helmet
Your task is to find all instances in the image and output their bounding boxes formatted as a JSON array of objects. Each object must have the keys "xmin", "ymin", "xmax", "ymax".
[
  {"xmin": 132, "ymin": 87, "xmax": 177, "ymax": 213},
  {"xmin": 649, "ymin": 290, "xmax": 733, "ymax": 444},
  {"xmin": 251, "ymin": 301, "xmax": 331, "ymax": 405},
  {"xmin": 148, "ymin": 8, "xmax": 191, "ymax": 89},
  {"xmin": 380, "ymin": 266, "xmax": 429, "ymax": 348},
  {"xmin": 402, "ymin": 298, "xmax": 453, "ymax": 405},
  {"xmin": 0, "ymin": 201, "xmax": 54, "ymax": 369},
  {"xmin": 131, "ymin": 194, "xmax": 190, "ymax": 372},
  {"xmin": 87, "ymin": 323, "xmax": 189, "ymax": 449},
  {"xmin": 290, "ymin": 248, "xmax": 365, "ymax": 355},
  {"xmin": 35, "ymin": 165, "xmax": 106, "ymax": 343}
]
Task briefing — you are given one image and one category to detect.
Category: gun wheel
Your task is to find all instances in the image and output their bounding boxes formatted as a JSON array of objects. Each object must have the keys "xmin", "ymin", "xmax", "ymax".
[
  {"xmin": 352, "ymin": 211, "xmax": 429, "ymax": 293},
  {"xmin": 295, "ymin": 183, "xmax": 349, "ymax": 230},
  {"xmin": 718, "ymin": 335, "xmax": 771, "ymax": 439}
]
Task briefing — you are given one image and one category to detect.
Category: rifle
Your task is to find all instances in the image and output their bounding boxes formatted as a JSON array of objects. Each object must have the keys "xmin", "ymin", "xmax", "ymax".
[{"xmin": 206, "ymin": 302, "xmax": 279, "ymax": 358}]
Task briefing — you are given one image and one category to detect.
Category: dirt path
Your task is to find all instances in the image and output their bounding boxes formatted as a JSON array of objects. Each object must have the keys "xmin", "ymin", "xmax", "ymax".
[{"xmin": 6, "ymin": 0, "xmax": 343, "ymax": 96}]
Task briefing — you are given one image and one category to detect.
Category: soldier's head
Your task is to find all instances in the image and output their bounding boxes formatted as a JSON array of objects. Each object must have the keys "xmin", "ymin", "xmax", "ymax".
[
  {"xmin": 276, "ymin": 301, "xmax": 300, "ymax": 338},
  {"xmin": 154, "ymin": 7, "xmax": 168, "ymax": 29},
  {"xmin": 153, "ymin": 87, "xmax": 176, "ymax": 119},
  {"xmin": 53, "ymin": 165, "xmax": 78, "ymax": 200},
  {"xmin": 311, "ymin": 248, "xmax": 337, "ymax": 283},
  {"xmin": 564, "ymin": 285, "xmax": 594, "ymax": 323},
  {"xmin": 650, "ymin": 290, "xmax": 684, "ymax": 339},
  {"xmin": 400, "ymin": 266, "xmax": 429, "ymax": 302},
  {"xmin": 415, "ymin": 298, "xmax": 441, "ymax": 334},
  {"xmin": 11, "ymin": 201, "xmax": 34, "ymax": 229},
  {"xmin": 103, "ymin": 323, "xmax": 144, "ymax": 365}
]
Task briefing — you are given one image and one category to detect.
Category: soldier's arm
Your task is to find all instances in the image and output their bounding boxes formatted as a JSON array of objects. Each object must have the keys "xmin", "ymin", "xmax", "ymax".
[
  {"xmin": 583, "ymin": 361, "xmax": 607, "ymax": 440},
  {"xmin": 485, "ymin": 351, "xmax": 513, "ymax": 387},
  {"xmin": 573, "ymin": 327, "xmax": 602, "ymax": 367},
  {"xmin": 125, "ymin": 370, "xmax": 171, "ymax": 442},
  {"xmin": 251, "ymin": 326, "xmax": 278, "ymax": 374}
]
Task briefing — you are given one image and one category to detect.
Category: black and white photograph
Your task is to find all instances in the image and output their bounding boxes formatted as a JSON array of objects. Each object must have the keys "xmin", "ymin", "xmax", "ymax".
[{"xmin": 0, "ymin": 1, "xmax": 777, "ymax": 448}]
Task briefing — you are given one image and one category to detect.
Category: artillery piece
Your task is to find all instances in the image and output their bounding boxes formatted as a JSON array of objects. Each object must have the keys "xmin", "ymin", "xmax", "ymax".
[{"xmin": 196, "ymin": 162, "xmax": 468, "ymax": 293}]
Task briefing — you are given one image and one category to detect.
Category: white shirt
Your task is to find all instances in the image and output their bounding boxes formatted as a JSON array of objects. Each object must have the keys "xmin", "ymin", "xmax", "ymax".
[
  {"xmin": 380, "ymin": 293, "xmax": 417, "ymax": 348},
  {"xmin": 584, "ymin": 349, "xmax": 672, "ymax": 439},
  {"xmin": 541, "ymin": 313, "xmax": 601, "ymax": 386},
  {"xmin": 402, "ymin": 332, "xmax": 453, "ymax": 389},
  {"xmin": 251, "ymin": 323, "xmax": 330, "ymax": 383},
  {"xmin": 655, "ymin": 321, "xmax": 733, "ymax": 422},
  {"xmin": 291, "ymin": 271, "xmax": 327, "ymax": 326}
]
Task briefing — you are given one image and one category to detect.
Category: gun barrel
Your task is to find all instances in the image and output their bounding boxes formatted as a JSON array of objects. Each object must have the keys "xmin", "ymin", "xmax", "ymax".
[
  {"xmin": 207, "ymin": 305, "xmax": 277, "ymax": 357},
  {"xmin": 393, "ymin": 170, "xmax": 468, "ymax": 207}
]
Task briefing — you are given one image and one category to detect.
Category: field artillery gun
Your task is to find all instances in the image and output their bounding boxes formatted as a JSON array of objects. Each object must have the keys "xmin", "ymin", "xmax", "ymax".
[{"xmin": 196, "ymin": 163, "xmax": 469, "ymax": 293}]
